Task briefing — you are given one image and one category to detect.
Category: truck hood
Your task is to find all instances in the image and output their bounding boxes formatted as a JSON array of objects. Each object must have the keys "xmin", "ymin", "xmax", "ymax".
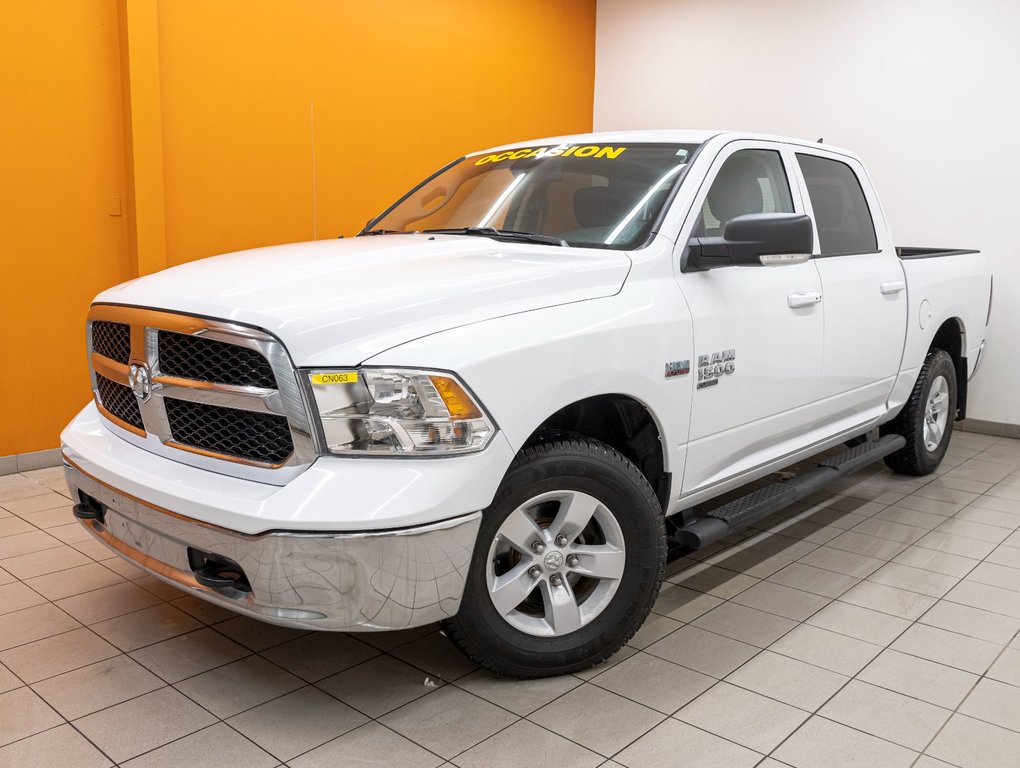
[{"xmin": 96, "ymin": 234, "xmax": 631, "ymax": 366}]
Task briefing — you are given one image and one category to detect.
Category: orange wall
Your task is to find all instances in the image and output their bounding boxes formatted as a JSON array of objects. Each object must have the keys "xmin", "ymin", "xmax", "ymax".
[
  {"xmin": 157, "ymin": 0, "xmax": 597, "ymax": 265},
  {"xmin": 0, "ymin": 1, "xmax": 133, "ymax": 456},
  {"xmin": 0, "ymin": 0, "xmax": 595, "ymax": 457}
]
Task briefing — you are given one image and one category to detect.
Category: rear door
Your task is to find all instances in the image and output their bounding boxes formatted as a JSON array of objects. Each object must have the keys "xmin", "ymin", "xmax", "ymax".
[
  {"xmin": 792, "ymin": 151, "xmax": 907, "ymax": 422},
  {"xmin": 678, "ymin": 142, "xmax": 827, "ymax": 495}
]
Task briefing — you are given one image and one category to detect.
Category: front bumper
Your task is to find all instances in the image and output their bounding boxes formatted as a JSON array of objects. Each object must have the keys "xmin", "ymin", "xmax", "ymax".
[{"xmin": 64, "ymin": 458, "xmax": 481, "ymax": 630}]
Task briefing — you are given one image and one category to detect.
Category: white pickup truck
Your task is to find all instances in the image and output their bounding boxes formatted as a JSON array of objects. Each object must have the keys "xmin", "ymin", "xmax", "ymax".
[{"xmin": 63, "ymin": 130, "xmax": 993, "ymax": 677}]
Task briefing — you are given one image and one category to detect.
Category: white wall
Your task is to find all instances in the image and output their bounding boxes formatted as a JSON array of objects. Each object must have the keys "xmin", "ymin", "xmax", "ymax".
[{"xmin": 595, "ymin": 0, "xmax": 1018, "ymax": 425}]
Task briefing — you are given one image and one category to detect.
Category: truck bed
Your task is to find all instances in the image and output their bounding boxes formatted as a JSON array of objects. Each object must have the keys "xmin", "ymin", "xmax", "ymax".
[{"xmin": 897, "ymin": 246, "xmax": 980, "ymax": 259}]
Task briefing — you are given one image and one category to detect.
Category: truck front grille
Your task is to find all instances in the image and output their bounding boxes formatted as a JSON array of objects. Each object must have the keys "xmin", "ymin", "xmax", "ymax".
[
  {"xmin": 165, "ymin": 398, "xmax": 294, "ymax": 464},
  {"xmin": 91, "ymin": 321, "xmax": 131, "ymax": 364},
  {"xmin": 85, "ymin": 306, "xmax": 315, "ymax": 478},
  {"xmin": 157, "ymin": 331, "xmax": 278, "ymax": 389},
  {"xmin": 95, "ymin": 374, "xmax": 143, "ymax": 430}
]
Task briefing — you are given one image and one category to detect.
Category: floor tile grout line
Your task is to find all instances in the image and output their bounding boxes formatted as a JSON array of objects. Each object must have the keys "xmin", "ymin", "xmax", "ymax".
[
  {"xmin": 907, "ymin": 625, "xmax": 1020, "ymax": 767},
  {"xmin": 840, "ymin": 512, "xmax": 1020, "ymax": 762},
  {"xmin": 903, "ymin": 511, "xmax": 1020, "ymax": 761},
  {"xmin": 327, "ymin": 653, "xmax": 605, "ymax": 765},
  {"xmin": 66, "ymin": 719, "xmax": 122, "ymax": 767},
  {"xmin": 0, "ymin": 542, "xmax": 68, "ymax": 567},
  {"xmin": 105, "ymin": 721, "xmax": 268, "ymax": 767},
  {"xmin": 835, "ymin": 524, "xmax": 1010, "ymax": 678},
  {"xmin": 761, "ymin": 605, "xmax": 938, "ymax": 763},
  {"xmin": 428, "ymin": 705, "xmax": 535, "ymax": 765},
  {"xmin": 673, "ymin": 503, "xmax": 934, "ymax": 622},
  {"xmin": 668, "ymin": 508, "xmax": 1020, "ymax": 675},
  {"xmin": 593, "ymin": 531, "xmax": 854, "ymax": 757},
  {"xmin": 1, "ymin": 657, "xmax": 118, "ymax": 768},
  {"xmin": 0, "ymin": 721, "xmax": 70, "ymax": 756},
  {"xmin": 16, "ymin": 567, "xmax": 134, "ymax": 606},
  {"xmin": 545, "ymin": 668, "xmax": 688, "ymax": 761},
  {"xmin": 0, "ymin": 502, "xmax": 75, "ymax": 519},
  {"xmin": 624, "ymin": 714, "xmax": 765, "ymax": 764},
  {"xmin": 926, "ymin": 585, "xmax": 1020, "ymax": 626},
  {"xmin": 708, "ymin": 463, "xmax": 1015, "ymax": 762},
  {"xmin": 53, "ymin": 650, "xmax": 319, "ymax": 763},
  {"xmin": 1, "ymin": 622, "xmax": 134, "ymax": 686}
]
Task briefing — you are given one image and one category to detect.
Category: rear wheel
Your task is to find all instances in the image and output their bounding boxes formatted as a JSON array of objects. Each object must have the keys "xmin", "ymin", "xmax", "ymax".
[
  {"xmin": 443, "ymin": 436, "xmax": 666, "ymax": 678},
  {"xmin": 881, "ymin": 349, "xmax": 957, "ymax": 475}
]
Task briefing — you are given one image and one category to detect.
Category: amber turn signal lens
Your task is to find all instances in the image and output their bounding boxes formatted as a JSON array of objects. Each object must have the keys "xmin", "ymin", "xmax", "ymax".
[{"xmin": 430, "ymin": 375, "xmax": 482, "ymax": 419}]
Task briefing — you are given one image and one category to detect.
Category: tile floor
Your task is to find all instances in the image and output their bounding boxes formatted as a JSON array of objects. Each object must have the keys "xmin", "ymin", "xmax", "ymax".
[{"xmin": 2, "ymin": 431, "xmax": 1020, "ymax": 767}]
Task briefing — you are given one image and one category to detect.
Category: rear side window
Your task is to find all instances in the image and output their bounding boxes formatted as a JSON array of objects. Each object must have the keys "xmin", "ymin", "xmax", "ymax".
[{"xmin": 797, "ymin": 154, "xmax": 877, "ymax": 255}]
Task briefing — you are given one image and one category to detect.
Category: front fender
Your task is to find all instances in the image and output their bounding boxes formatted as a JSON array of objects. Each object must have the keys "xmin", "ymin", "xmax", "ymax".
[{"xmin": 363, "ymin": 284, "xmax": 694, "ymax": 477}]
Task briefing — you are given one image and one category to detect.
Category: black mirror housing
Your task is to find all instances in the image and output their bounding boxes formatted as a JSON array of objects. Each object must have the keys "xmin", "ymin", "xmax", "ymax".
[{"xmin": 685, "ymin": 213, "xmax": 814, "ymax": 270}]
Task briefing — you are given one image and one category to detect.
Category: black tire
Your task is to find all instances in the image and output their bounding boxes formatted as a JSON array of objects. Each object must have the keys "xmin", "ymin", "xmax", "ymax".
[
  {"xmin": 442, "ymin": 436, "xmax": 666, "ymax": 678},
  {"xmin": 881, "ymin": 349, "xmax": 957, "ymax": 475}
]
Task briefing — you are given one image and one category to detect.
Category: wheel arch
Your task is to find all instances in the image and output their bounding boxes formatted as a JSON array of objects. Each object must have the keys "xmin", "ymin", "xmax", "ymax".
[
  {"xmin": 523, "ymin": 394, "xmax": 670, "ymax": 513},
  {"xmin": 928, "ymin": 316, "xmax": 968, "ymax": 420}
]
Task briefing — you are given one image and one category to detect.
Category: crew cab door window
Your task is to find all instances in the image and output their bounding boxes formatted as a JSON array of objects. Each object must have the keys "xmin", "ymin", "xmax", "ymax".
[
  {"xmin": 796, "ymin": 154, "xmax": 877, "ymax": 255},
  {"xmin": 696, "ymin": 149, "xmax": 794, "ymax": 235}
]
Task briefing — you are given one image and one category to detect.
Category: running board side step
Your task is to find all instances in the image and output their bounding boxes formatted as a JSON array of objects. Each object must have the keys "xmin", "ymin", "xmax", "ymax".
[{"xmin": 673, "ymin": 434, "xmax": 906, "ymax": 550}]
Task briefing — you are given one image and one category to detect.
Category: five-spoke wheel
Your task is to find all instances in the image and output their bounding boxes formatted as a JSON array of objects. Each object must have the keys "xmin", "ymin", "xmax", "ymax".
[
  {"xmin": 487, "ymin": 490, "xmax": 626, "ymax": 637},
  {"xmin": 443, "ymin": 435, "xmax": 666, "ymax": 678}
]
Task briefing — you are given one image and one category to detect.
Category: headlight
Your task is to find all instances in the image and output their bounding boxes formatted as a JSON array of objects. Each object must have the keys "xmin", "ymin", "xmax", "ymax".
[{"xmin": 306, "ymin": 368, "xmax": 495, "ymax": 455}]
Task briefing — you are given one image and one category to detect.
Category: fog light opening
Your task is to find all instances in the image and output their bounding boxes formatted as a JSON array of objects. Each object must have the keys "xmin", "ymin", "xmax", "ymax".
[
  {"xmin": 187, "ymin": 548, "xmax": 252, "ymax": 594},
  {"xmin": 73, "ymin": 491, "xmax": 106, "ymax": 522}
]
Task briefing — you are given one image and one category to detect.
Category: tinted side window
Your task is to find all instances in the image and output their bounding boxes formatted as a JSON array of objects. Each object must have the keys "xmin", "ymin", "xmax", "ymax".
[
  {"xmin": 797, "ymin": 154, "xmax": 877, "ymax": 255},
  {"xmin": 698, "ymin": 149, "xmax": 794, "ymax": 236}
]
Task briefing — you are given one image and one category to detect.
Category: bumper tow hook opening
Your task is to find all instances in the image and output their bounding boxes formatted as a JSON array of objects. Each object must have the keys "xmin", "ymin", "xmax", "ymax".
[
  {"xmin": 187, "ymin": 548, "xmax": 252, "ymax": 594},
  {"xmin": 73, "ymin": 491, "xmax": 106, "ymax": 522}
]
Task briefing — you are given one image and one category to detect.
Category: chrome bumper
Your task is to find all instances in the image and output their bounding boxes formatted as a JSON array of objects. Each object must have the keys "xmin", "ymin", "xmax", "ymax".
[{"xmin": 64, "ymin": 458, "xmax": 481, "ymax": 631}]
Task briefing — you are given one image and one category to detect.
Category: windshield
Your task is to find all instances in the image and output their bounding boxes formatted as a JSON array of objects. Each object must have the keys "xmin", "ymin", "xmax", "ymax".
[{"xmin": 365, "ymin": 142, "xmax": 701, "ymax": 249}]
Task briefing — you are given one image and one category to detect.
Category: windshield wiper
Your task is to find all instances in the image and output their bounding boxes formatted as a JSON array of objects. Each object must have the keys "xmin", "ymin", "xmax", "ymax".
[
  {"xmin": 423, "ymin": 227, "xmax": 568, "ymax": 247},
  {"xmin": 358, "ymin": 228, "xmax": 417, "ymax": 236}
]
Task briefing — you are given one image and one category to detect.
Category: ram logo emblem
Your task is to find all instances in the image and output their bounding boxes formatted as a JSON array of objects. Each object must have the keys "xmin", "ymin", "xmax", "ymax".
[{"xmin": 128, "ymin": 363, "xmax": 153, "ymax": 403}]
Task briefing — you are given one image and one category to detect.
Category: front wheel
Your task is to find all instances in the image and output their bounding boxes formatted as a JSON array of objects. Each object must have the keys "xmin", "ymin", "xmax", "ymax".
[
  {"xmin": 881, "ymin": 349, "xmax": 957, "ymax": 475},
  {"xmin": 443, "ymin": 436, "xmax": 666, "ymax": 678}
]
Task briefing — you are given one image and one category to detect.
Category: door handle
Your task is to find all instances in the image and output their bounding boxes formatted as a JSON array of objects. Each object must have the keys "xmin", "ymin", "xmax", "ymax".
[
  {"xmin": 788, "ymin": 291, "xmax": 822, "ymax": 309},
  {"xmin": 880, "ymin": 280, "xmax": 906, "ymax": 295}
]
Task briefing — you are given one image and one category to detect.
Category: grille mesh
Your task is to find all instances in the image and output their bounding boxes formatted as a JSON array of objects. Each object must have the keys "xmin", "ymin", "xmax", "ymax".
[
  {"xmin": 95, "ymin": 374, "xmax": 143, "ymax": 430},
  {"xmin": 164, "ymin": 398, "xmax": 293, "ymax": 464},
  {"xmin": 158, "ymin": 331, "xmax": 277, "ymax": 389},
  {"xmin": 91, "ymin": 321, "xmax": 131, "ymax": 364}
]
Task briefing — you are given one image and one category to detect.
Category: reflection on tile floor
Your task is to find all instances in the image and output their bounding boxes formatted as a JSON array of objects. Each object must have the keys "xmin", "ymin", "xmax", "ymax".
[{"xmin": 2, "ymin": 431, "xmax": 1020, "ymax": 766}]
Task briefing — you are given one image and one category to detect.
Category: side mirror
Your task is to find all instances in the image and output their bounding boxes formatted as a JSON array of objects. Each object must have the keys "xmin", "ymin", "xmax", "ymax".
[{"xmin": 684, "ymin": 213, "xmax": 814, "ymax": 271}]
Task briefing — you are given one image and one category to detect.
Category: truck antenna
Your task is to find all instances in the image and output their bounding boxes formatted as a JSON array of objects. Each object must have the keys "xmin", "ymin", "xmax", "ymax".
[{"xmin": 817, "ymin": 137, "xmax": 824, "ymax": 143}]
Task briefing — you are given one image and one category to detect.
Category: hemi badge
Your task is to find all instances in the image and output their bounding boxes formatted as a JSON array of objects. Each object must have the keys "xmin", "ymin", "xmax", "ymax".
[{"xmin": 665, "ymin": 360, "xmax": 690, "ymax": 378}]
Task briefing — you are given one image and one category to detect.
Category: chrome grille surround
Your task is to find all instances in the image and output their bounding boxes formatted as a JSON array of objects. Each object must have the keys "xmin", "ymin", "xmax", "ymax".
[{"xmin": 86, "ymin": 304, "xmax": 316, "ymax": 485}]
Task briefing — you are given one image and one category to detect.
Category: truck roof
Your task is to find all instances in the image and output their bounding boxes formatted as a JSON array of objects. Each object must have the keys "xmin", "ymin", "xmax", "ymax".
[{"xmin": 472, "ymin": 130, "xmax": 859, "ymax": 160}]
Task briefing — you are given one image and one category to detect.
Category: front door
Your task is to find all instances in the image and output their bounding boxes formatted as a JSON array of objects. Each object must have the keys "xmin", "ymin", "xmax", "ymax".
[{"xmin": 678, "ymin": 143, "xmax": 827, "ymax": 496}]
